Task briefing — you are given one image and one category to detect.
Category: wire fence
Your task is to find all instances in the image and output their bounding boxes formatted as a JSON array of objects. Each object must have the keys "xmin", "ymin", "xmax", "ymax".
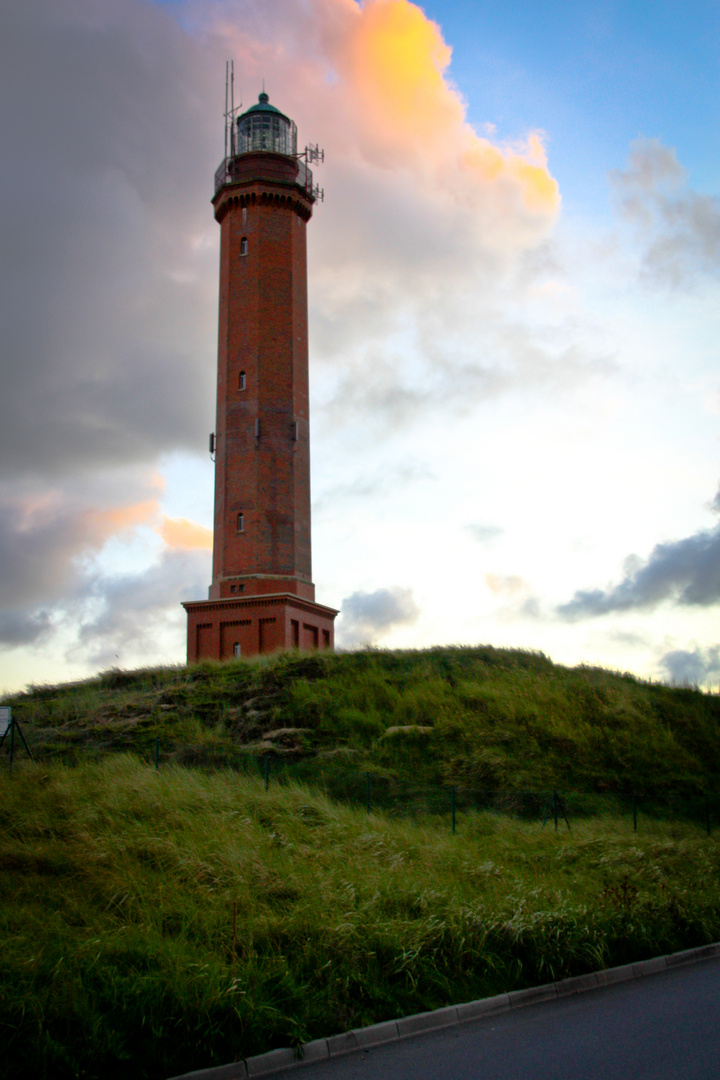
[
  {"xmin": 163, "ymin": 745, "xmax": 717, "ymax": 836},
  {"xmin": 2, "ymin": 728, "xmax": 717, "ymax": 836}
]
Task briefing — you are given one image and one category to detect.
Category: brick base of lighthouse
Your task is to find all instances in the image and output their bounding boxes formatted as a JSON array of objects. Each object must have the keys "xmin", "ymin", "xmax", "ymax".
[{"xmin": 183, "ymin": 594, "xmax": 338, "ymax": 663}]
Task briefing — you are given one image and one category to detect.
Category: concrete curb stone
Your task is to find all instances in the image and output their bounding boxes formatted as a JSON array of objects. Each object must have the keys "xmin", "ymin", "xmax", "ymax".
[
  {"xmin": 508, "ymin": 983, "xmax": 557, "ymax": 1009},
  {"xmin": 246, "ymin": 1048, "xmax": 300, "ymax": 1077},
  {"xmin": 632, "ymin": 956, "xmax": 667, "ymax": 978},
  {"xmin": 396, "ymin": 1005, "xmax": 459, "ymax": 1038},
  {"xmin": 169, "ymin": 1063, "xmax": 249, "ymax": 1080},
  {"xmin": 555, "ymin": 972, "xmax": 599, "ymax": 997},
  {"xmin": 352, "ymin": 1019, "xmax": 399, "ymax": 1048},
  {"xmin": 166, "ymin": 941, "xmax": 720, "ymax": 1080},
  {"xmin": 456, "ymin": 993, "xmax": 510, "ymax": 1021},
  {"xmin": 694, "ymin": 943, "xmax": 720, "ymax": 960},
  {"xmin": 595, "ymin": 962, "xmax": 636, "ymax": 986},
  {"xmin": 665, "ymin": 947, "xmax": 702, "ymax": 968},
  {"xmin": 325, "ymin": 1032, "xmax": 358, "ymax": 1058},
  {"xmin": 246, "ymin": 1042, "xmax": 330, "ymax": 1077}
]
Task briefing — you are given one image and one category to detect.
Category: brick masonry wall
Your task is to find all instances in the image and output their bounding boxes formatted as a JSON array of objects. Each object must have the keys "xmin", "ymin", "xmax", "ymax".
[
  {"xmin": 210, "ymin": 168, "xmax": 314, "ymax": 602},
  {"xmin": 183, "ymin": 595, "xmax": 337, "ymax": 661}
]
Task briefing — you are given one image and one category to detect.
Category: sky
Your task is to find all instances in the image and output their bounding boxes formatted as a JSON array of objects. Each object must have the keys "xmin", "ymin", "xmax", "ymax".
[{"xmin": 1, "ymin": 0, "xmax": 719, "ymax": 694}]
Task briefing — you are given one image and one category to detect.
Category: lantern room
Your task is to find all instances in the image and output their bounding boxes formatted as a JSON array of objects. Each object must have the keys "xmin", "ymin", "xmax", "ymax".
[{"xmin": 235, "ymin": 92, "xmax": 297, "ymax": 157}]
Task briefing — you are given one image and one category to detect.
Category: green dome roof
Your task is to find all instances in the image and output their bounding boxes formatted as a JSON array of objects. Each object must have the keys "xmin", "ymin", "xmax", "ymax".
[{"xmin": 238, "ymin": 92, "xmax": 290, "ymax": 124}]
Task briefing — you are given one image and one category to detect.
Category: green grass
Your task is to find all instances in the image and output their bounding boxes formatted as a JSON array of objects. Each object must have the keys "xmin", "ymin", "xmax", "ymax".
[
  {"xmin": 3, "ymin": 646, "xmax": 720, "ymax": 1078},
  {"xmin": 6, "ymin": 646, "xmax": 720, "ymax": 797},
  {"xmin": 2, "ymin": 755, "xmax": 720, "ymax": 1080}
]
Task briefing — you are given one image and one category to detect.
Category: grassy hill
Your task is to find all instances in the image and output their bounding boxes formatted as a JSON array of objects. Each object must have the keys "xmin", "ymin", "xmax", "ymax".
[
  {"xmin": 7, "ymin": 645, "xmax": 720, "ymax": 798},
  {"xmin": 2, "ymin": 646, "xmax": 720, "ymax": 1080}
]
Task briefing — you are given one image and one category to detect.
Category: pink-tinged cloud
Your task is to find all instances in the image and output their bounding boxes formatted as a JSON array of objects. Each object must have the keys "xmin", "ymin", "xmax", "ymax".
[
  {"xmin": 339, "ymin": 0, "xmax": 558, "ymax": 218},
  {"xmin": 0, "ymin": 482, "xmax": 162, "ymax": 613},
  {"xmin": 485, "ymin": 573, "xmax": 530, "ymax": 596},
  {"xmin": 341, "ymin": 0, "xmax": 460, "ymax": 153},
  {"xmin": 86, "ymin": 500, "xmax": 159, "ymax": 539},
  {"xmin": 157, "ymin": 515, "xmax": 213, "ymax": 550}
]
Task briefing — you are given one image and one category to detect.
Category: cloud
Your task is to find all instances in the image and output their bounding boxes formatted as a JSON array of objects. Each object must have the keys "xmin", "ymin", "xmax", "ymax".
[
  {"xmin": 0, "ymin": 611, "xmax": 53, "ymax": 648},
  {"xmin": 157, "ymin": 516, "xmax": 213, "ymax": 549},
  {"xmin": 336, "ymin": 0, "xmax": 558, "ymax": 221},
  {"xmin": 0, "ymin": 0, "xmax": 221, "ymax": 671},
  {"xmin": 0, "ymin": 471, "xmax": 215, "ymax": 667},
  {"xmin": 0, "ymin": 471, "xmax": 171, "ymax": 656},
  {"xmin": 315, "ymin": 311, "xmax": 610, "ymax": 438},
  {"xmin": 660, "ymin": 646, "xmax": 720, "ymax": 688},
  {"xmin": 73, "ymin": 548, "xmax": 211, "ymax": 668},
  {"xmin": 0, "ymin": 478, "xmax": 160, "ymax": 610},
  {"xmin": 465, "ymin": 523, "xmax": 504, "ymax": 543},
  {"xmin": 0, "ymin": 489, "xmax": 212, "ymax": 664},
  {"xmin": 485, "ymin": 573, "xmax": 529, "ymax": 596},
  {"xmin": 314, "ymin": 463, "xmax": 435, "ymax": 513},
  {"xmin": 610, "ymin": 137, "xmax": 720, "ymax": 288},
  {"xmin": 337, "ymin": 585, "xmax": 420, "ymax": 644},
  {"xmin": 0, "ymin": 0, "xmax": 218, "ymax": 484},
  {"xmin": 558, "ymin": 522, "xmax": 720, "ymax": 619}
]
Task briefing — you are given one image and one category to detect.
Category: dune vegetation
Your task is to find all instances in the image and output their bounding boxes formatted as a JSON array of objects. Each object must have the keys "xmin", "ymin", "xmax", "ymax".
[
  {"xmin": 2, "ymin": 646, "xmax": 720, "ymax": 1079},
  {"xmin": 7, "ymin": 645, "xmax": 720, "ymax": 797}
]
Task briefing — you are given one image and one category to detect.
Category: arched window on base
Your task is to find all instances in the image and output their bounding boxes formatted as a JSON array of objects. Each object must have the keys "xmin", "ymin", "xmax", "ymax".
[
  {"xmin": 236, "ymin": 511, "xmax": 244, "ymax": 533},
  {"xmin": 240, "ymin": 237, "xmax": 248, "ymax": 256},
  {"xmin": 239, "ymin": 370, "xmax": 246, "ymax": 391}
]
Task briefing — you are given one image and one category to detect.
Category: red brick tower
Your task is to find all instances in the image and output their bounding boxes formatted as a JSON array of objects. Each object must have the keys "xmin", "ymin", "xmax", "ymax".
[{"xmin": 183, "ymin": 91, "xmax": 337, "ymax": 661}]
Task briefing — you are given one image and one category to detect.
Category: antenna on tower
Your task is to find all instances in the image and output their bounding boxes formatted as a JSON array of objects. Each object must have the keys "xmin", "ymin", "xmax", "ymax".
[
  {"xmin": 223, "ymin": 60, "xmax": 241, "ymax": 159},
  {"xmin": 298, "ymin": 142, "xmax": 326, "ymax": 202},
  {"xmin": 224, "ymin": 62, "xmax": 229, "ymax": 159}
]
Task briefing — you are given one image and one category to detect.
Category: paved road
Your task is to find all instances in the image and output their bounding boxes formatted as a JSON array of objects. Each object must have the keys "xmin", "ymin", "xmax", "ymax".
[{"xmin": 277, "ymin": 959, "xmax": 720, "ymax": 1079}]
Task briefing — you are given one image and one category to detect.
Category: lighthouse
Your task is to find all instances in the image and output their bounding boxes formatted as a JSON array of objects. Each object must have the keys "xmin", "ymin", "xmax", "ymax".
[{"xmin": 183, "ymin": 90, "xmax": 338, "ymax": 661}]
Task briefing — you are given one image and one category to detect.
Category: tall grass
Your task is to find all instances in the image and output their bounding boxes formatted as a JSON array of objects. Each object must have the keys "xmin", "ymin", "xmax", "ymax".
[
  {"xmin": 2, "ymin": 755, "xmax": 720, "ymax": 1080},
  {"xmin": 6, "ymin": 646, "xmax": 720, "ymax": 798}
]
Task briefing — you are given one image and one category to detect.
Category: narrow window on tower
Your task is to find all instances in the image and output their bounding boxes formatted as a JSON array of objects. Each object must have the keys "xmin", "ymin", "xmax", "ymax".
[
  {"xmin": 239, "ymin": 370, "xmax": 246, "ymax": 391},
  {"xmin": 240, "ymin": 237, "xmax": 248, "ymax": 256},
  {"xmin": 236, "ymin": 512, "xmax": 244, "ymax": 533}
]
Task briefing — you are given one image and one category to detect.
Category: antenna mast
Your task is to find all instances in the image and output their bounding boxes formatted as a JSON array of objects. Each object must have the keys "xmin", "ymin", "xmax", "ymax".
[
  {"xmin": 231, "ymin": 61, "xmax": 235, "ymax": 156},
  {"xmin": 224, "ymin": 60, "xmax": 241, "ymax": 159},
  {"xmin": 224, "ymin": 62, "xmax": 229, "ymax": 159}
]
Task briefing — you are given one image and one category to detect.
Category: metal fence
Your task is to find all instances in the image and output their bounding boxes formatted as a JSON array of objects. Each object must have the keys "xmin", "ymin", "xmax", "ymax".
[
  {"xmin": 2, "ymin": 729, "xmax": 716, "ymax": 836},
  {"xmin": 203, "ymin": 749, "xmax": 718, "ymax": 836}
]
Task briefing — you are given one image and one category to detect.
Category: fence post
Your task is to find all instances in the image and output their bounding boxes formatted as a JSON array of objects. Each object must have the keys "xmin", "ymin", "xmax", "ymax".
[
  {"xmin": 231, "ymin": 899, "xmax": 237, "ymax": 975},
  {"xmin": 451, "ymin": 786, "xmax": 456, "ymax": 834},
  {"xmin": 9, "ymin": 718, "xmax": 14, "ymax": 772},
  {"xmin": 365, "ymin": 773, "xmax": 370, "ymax": 815},
  {"xmin": 542, "ymin": 790, "xmax": 570, "ymax": 832}
]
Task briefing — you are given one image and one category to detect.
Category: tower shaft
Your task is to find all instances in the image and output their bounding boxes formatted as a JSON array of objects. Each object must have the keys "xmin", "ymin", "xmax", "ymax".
[{"xmin": 210, "ymin": 156, "xmax": 314, "ymax": 600}]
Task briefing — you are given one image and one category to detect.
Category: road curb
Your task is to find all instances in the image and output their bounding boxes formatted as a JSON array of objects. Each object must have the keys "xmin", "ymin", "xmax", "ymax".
[{"xmin": 166, "ymin": 941, "xmax": 720, "ymax": 1080}]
